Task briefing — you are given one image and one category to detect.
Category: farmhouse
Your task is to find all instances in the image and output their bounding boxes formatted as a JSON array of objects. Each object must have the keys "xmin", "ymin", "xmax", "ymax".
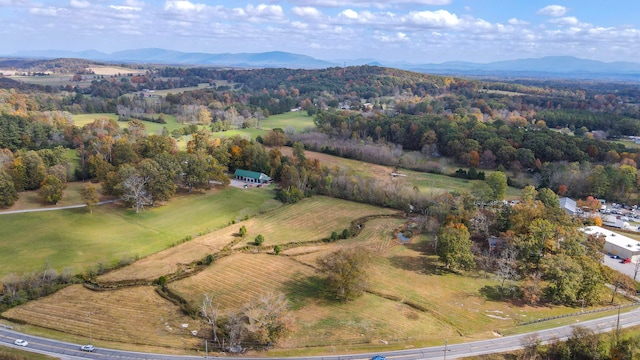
[
  {"xmin": 582, "ymin": 226, "xmax": 640, "ymax": 262},
  {"xmin": 234, "ymin": 169, "xmax": 271, "ymax": 184}
]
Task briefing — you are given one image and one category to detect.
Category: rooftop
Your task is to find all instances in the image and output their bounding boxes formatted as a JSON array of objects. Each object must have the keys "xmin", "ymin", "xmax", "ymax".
[{"xmin": 582, "ymin": 226, "xmax": 640, "ymax": 250}]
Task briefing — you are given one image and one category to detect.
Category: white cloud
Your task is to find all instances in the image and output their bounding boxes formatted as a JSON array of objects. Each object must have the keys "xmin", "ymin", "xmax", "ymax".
[
  {"xmin": 29, "ymin": 7, "xmax": 65, "ymax": 16},
  {"xmin": 110, "ymin": 5, "xmax": 142, "ymax": 11},
  {"xmin": 232, "ymin": 4, "xmax": 286, "ymax": 22},
  {"xmin": 549, "ymin": 16, "xmax": 580, "ymax": 26},
  {"xmin": 508, "ymin": 18, "xmax": 528, "ymax": 25},
  {"xmin": 404, "ymin": 10, "xmax": 459, "ymax": 28},
  {"xmin": 339, "ymin": 9, "xmax": 358, "ymax": 20},
  {"xmin": 537, "ymin": 5, "xmax": 568, "ymax": 17},
  {"xmin": 283, "ymin": 0, "xmax": 451, "ymax": 7},
  {"xmin": 291, "ymin": 6, "xmax": 321, "ymax": 18},
  {"xmin": 163, "ymin": 0, "xmax": 206, "ymax": 12},
  {"xmin": 70, "ymin": 0, "xmax": 89, "ymax": 9},
  {"xmin": 374, "ymin": 31, "xmax": 410, "ymax": 43}
]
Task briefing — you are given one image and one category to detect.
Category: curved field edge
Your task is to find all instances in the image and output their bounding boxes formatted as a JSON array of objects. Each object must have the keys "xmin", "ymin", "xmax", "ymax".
[
  {"xmin": 0, "ymin": 186, "xmax": 280, "ymax": 277},
  {"xmin": 0, "ymin": 197, "xmax": 611, "ymax": 355},
  {"xmin": 97, "ymin": 196, "xmax": 400, "ymax": 282}
]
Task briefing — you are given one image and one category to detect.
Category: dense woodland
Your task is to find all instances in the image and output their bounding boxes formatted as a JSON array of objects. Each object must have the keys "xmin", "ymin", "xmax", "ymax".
[{"xmin": 1, "ymin": 60, "xmax": 640, "ymax": 315}]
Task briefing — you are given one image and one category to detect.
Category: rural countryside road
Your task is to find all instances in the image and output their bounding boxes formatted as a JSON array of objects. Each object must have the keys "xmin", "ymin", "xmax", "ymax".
[{"xmin": 3, "ymin": 307, "xmax": 640, "ymax": 360}]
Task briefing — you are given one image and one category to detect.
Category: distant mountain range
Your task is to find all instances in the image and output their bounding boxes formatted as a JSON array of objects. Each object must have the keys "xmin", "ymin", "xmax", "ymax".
[{"xmin": 7, "ymin": 48, "xmax": 640, "ymax": 80}]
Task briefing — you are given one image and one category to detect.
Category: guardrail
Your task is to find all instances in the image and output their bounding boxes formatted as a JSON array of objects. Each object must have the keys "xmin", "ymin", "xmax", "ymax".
[{"xmin": 519, "ymin": 302, "xmax": 640, "ymax": 326}]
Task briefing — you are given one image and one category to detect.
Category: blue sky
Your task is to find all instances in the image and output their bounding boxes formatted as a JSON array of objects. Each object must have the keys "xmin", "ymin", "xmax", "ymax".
[{"xmin": 1, "ymin": 0, "xmax": 639, "ymax": 63}]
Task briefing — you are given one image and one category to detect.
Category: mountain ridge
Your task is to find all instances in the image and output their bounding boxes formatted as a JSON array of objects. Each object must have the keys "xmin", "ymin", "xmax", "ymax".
[{"xmin": 6, "ymin": 48, "xmax": 640, "ymax": 79}]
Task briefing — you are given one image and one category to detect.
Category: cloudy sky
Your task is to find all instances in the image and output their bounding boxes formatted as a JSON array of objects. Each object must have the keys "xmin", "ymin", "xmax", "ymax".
[{"xmin": 1, "ymin": 0, "xmax": 639, "ymax": 64}]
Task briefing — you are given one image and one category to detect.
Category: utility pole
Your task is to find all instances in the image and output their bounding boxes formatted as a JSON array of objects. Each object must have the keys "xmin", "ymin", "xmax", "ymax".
[
  {"xmin": 205, "ymin": 339, "xmax": 208, "ymax": 359},
  {"xmin": 88, "ymin": 311, "xmax": 93, "ymax": 345},
  {"xmin": 444, "ymin": 339, "xmax": 448, "ymax": 360}
]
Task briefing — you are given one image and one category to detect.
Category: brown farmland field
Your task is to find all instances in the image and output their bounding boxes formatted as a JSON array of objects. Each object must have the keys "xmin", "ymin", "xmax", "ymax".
[
  {"xmin": 3, "ymin": 194, "xmax": 589, "ymax": 355},
  {"xmin": 2, "ymin": 285, "xmax": 198, "ymax": 349},
  {"xmin": 99, "ymin": 196, "xmax": 399, "ymax": 282},
  {"xmin": 169, "ymin": 253, "xmax": 317, "ymax": 311}
]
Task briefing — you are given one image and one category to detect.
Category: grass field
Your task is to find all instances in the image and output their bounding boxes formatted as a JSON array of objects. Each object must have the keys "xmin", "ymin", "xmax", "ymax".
[
  {"xmin": 2, "ymin": 285, "xmax": 198, "ymax": 349},
  {"xmin": 72, "ymin": 113, "xmax": 188, "ymax": 135},
  {"xmin": 99, "ymin": 196, "xmax": 398, "ymax": 282},
  {"xmin": 258, "ymin": 112, "xmax": 315, "ymax": 133},
  {"xmin": 1, "ymin": 191, "xmax": 624, "ymax": 356},
  {"xmin": 277, "ymin": 147, "xmax": 523, "ymax": 199},
  {"xmin": 0, "ymin": 186, "xmax": 280, "ymax": 277}
]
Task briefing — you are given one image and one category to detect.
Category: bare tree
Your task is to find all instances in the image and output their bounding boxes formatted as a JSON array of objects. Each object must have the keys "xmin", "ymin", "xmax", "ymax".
[
  {"xmin": 201, "ymin": 293, "xmax": 220, "ymax": 347},
  {"xmin": 495, "ymin": 247, "xmax": 520, "ymax": 299},
  {"xmin": 519, "ymin": 333, "xmax": 541, "ymax": 360},
  {"xmin": 633, "ymin": 260, "xmax": 640, "ymax": 281},
  {"xmin": 122, "ymin": 174, "xmax": 150, "ymax": 213}
]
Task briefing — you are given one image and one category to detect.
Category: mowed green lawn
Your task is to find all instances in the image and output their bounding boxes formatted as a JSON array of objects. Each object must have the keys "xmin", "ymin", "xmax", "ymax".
[
  {"xmin": 0, "ymin": 187, "xmax": 281, "ymax": 277},
  {"xmin": 259, "ymin": 111, "xmax": 315, "ymax": 133}
]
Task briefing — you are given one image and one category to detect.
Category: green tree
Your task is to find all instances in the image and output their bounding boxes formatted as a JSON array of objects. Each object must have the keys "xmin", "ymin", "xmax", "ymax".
[
  {"xmin": 316, "ymin": 247, "xmax": 371, "ymax": 301},
  {"xmin": 81, "ymin": 183, "xmax": 99, "ymax": 214},
  {"xmin": 486, "ymin": 171, "xmax": 507, "ymax": 201},
  {"xmin": 436, "ymin": 222, "xmax": 474, "ymax": 271},
  {"xmin": 239, "ymin": 225, "xmax": 247, "ymax": 238},
  {"xmin": 139, "ymin": 158, "xmax": 177, "ymax": 205},
  {"xmin": 39, "ymin": 175, "xmax": 64, "ymax": 204},
  {"xmin": 0, "ymin": 169, "xmax": 18, "ymax": 207},
  {"xmin": 536, "ymin": 188, "xmax": 560, "ymax": 208},
  {"xmin": 273, "ymin": 245, "xmax": 281, "ymax": 255},
  {"xmin": 23, "ymin": 151, "xmax": 47, "ymax": 191},
  {"xmin": 254, "ymin": 234, "xmax": 264, "ymax": 246},
  {"xmin": 541, "ymin": 254, "xmax": 583, "ymax": 304}
]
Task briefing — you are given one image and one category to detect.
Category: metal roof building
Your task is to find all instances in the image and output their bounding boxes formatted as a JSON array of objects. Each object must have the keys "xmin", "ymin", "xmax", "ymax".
[
  {"xmin": 233, "ymin": 169, "xmax": 271, "ymax": 184},
  {"xmin": 582, "ymin": 226, "xmax": 640, "ymax": 262}
]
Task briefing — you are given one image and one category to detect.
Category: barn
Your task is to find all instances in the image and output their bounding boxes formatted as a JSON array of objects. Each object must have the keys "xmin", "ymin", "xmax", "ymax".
[
  {"xmin": 582, "ymin": 226, "xmax": 640, "ymax": 262},
  {"xmin": 234, "ymin": 169, "xmax": 272, "ymax": 184}
]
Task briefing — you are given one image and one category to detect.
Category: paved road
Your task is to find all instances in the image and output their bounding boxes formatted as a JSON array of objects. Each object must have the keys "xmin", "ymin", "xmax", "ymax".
[
  {"xmin": 0, "ymin": 200, "xmax": 116, "ymax": 215},
  {"xmin": 2, "ymin": 307, "xmax": 640, "ymax": 360}
]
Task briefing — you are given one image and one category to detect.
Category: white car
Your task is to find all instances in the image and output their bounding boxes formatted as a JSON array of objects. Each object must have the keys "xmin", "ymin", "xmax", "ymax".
[
  {"xmin": 14, "ymin": 339, "xmax": 28, "ymax": 347},
  {"xmin": 80, "ymin": 344, "xmax": 95, "ymax": 352}
]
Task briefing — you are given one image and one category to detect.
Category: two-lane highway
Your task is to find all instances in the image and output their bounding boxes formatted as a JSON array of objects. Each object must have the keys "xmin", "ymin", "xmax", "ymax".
[{"xmin": 2, "ymin": 307, "xmax": 640, "ymax": 360}]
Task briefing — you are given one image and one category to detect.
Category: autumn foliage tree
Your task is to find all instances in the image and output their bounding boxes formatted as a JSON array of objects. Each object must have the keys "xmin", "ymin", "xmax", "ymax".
[
  {"xmin": 436, "ymin": 222, "xmax": 474, "ymax": 272},
  {"xmin": 316, "ymin": 247, "xmax": 371, "ymax": 301}
]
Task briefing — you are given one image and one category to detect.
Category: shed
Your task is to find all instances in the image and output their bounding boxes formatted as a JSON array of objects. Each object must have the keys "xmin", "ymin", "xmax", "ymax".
[
  {"xmin": 582, "ymin": 226, "xmax": 640, "ymax": 262},
  {"xmin": 559, "ymin": 197, "xmax": 577, "ymax": 215},
  {"xmin": 234, "ymin": 169, "xmax": 271, "ymax": 184}
]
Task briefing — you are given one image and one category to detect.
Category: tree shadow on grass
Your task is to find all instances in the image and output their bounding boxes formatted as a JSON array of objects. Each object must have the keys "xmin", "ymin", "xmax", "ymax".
[
  {"xmin": 479, "ymin": 285, "xmax": 502, "ymax": 301},
  {"xmin": 387, "ymin": 255, "xmax": 441, "ymax": 275},
  {"xmin": 282, "ymin": 275, "xmax": 334, "ymax": 310}
]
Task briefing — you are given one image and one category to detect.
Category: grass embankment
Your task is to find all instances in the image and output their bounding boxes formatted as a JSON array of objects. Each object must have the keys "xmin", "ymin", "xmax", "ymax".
[{"xmin": 0, "ymin": 186, "xmax": 280, "ymax": 277}]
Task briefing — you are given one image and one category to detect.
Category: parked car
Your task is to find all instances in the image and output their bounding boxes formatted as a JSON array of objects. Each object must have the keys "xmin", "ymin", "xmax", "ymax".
[
  {"xmin": 80, "ymin": 344, "xmax": 96, "ymax": 352},
  {"xmin": 14, "ymin": 339, "xmax": 28, "ymax": 347},
  {"xmin": 611, "ymin": 255, "xmax": 619, "ymax": 259},
  {"xmin": 623, "ymin": 258, "xmax": 632, "ymax": 264},
  {"xmin": 372, "ymin": 356, "xmax": 386, "ymax": 360}
]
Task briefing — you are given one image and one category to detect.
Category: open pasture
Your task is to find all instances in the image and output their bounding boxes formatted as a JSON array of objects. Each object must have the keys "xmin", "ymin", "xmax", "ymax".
[
  {"xmin": 259, "ymin": 112, "xmax": 315, "ymax": 133},
  {"xmin": 287, "ymin": 216, "xmax": 406, "ymax": 267},
  {"xmin": 99, "ymin": 196, "xmax": 397, "ymax": 282},
  {"xmin": 231, "ymin": 196, "xmax": 400, "ymax": 249},
  {"xmin": 169, "ymin": 253, "xmax": 317, "ymax": 311},
  {"xmin": 2, "ymin": 285, "xmax": 197, "ymax": 349},
  {"xmin": 85, "ymin": 66, "xmax": 146, "ymax": 76},
  {"xmin": 0, "ymin": 186, "xmax": 279, "ymax": 277},
  {"xmin": 277, "ymin": 147, "xmax": 522, "ymax": 198}
]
